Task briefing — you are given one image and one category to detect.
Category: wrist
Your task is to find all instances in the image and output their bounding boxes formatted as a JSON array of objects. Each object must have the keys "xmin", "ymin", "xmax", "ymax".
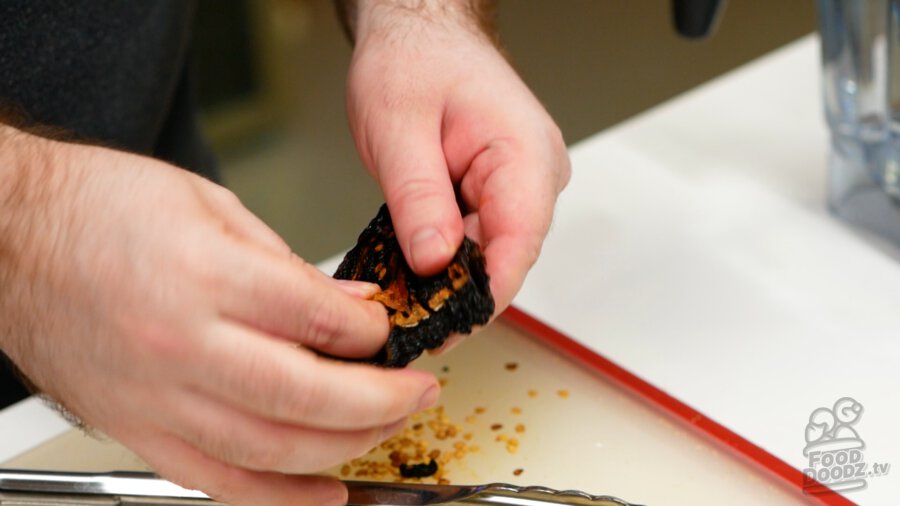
[
  {"xmin": 0, "ymin": 126, "xmax": 52, "ymax": 232},
  {"xmin": 0, "ymin": 125, "xmax": 38, "ymax": 363},
  {"xmin": 0, "ymin": 126, "xmax": 35, "ymax": 238},
  {"xmin": 0, "ymin": 126, "xmax": 71, "ymax": 290},
  {"xmin": 350, "ymin": 0, "xmax": 499, "ymax": 48}
]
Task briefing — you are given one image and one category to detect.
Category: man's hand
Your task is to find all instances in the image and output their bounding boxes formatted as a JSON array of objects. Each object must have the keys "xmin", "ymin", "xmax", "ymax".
[
  {"xmin": 0, "ymin": 127, "xmax": 439, "ymax": 506},
  {"xmin": 344, "ymin": 0, "xmax": 571, "ymax": 315}
]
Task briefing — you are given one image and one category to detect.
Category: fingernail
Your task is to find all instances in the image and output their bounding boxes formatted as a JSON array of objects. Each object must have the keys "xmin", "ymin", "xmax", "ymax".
[
  {"xmin": 416, "ymin": 384, "xmax": 440, "ymax": 412},
  {"xmin": 410, "ymin": 227, "xmax": 450, "ymax": 272},
  {"xmin": 334, "ymin": 279, "xmax": 380, "ymax": 298},
  {"xmin": 379, "ymin": 418, "xmax": 406, "ymax": 443}
]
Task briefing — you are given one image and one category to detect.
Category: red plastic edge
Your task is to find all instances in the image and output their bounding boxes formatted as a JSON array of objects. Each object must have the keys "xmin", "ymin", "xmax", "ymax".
[{"xmin": 501, "ymin": 305, "xmax": 856, "ymax": 506}]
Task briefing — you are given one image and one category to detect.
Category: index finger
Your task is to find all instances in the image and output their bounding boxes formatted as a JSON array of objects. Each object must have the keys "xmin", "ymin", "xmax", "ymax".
[
  {"xmin": 215, "ymin": 245, "xmax": 390, "ymax": 359},
  {"xmin": 190, "ymin": 321, "xmax": 440, "ymax": 431}
]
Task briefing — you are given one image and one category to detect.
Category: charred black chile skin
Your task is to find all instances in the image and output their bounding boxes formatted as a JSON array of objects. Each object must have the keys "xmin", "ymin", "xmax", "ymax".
[
  {"xmin": 398, "ymin": 458, "xmax": 439, "ymax": 478},
  {"xmin": 334, "ymin": 204, "xmax": 494, "ymax": 367}
]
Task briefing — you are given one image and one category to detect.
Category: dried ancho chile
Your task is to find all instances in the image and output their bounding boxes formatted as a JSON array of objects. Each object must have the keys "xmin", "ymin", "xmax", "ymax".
[
  {"xmin": 334, "ymin": 204, "xmax": 494, "ymax": 367},
  {"xmin": 399, "ymin": 459, "xmax": 439, "ymax": 479}
]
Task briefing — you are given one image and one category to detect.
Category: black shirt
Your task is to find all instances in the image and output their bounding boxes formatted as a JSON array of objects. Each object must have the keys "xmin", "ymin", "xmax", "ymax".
[{"xmin": 0, "ymin": 0, "xmax": 216, "ymax": 407}]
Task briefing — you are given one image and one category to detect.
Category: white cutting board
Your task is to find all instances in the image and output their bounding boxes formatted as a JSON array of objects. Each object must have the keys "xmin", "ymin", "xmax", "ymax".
[
  {"xmin": 3, "ymin": 319, "xmax": 806, "ymax": 505},
  {"xmin": 513, "ymin": 36, "xmax": 898, "ymax": 504}
]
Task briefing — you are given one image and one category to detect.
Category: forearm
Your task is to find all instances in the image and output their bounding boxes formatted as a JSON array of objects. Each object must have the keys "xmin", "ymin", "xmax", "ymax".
[
  {"xmin": 335, "ymin": 0, "xmax": 499, "ymax": 46},
  {"xmin": 0, "ymin": 125, "xmax": 46, "ymax": 263},
  {"xmin": 0, "ymin": 125, "xmax": 41, "ymax": 370},
  {"xmin": 0, "ymin": 123, "xmax": 65, "ymax": 252},
  {"xmin": 0, "ymin": 109, "xmax": 74, "ymax": 233},
  {"xmin": 0, "ymin": 124, "xmax": 74, "ymax": 356}
]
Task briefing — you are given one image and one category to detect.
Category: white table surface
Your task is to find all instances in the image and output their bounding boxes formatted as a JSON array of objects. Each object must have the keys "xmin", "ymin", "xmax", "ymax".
[
  {"xmin": 514, "ymin": 35, "xmax": 899, "ymax": 504},
  {"xmin": 2, "ymin": 35, "xmax": 898, "ymax": 503}
]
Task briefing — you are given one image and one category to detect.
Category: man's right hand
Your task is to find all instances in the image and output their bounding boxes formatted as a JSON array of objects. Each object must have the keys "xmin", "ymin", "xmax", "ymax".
[{"xmin": 0, "ymin": 126, "xmax": 438, "ymax": 506}]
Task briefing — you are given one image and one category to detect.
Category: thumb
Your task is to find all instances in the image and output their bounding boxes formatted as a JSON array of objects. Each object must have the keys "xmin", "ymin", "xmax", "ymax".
[{"xmin": 373, "ymin": 119, "xmax": 464, "ymax": 275}]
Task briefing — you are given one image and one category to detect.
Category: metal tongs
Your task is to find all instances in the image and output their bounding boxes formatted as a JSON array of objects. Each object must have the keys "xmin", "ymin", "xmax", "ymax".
[{"xmin": 0, "ymin": 469, "xmax": 641, "ymax": 505}]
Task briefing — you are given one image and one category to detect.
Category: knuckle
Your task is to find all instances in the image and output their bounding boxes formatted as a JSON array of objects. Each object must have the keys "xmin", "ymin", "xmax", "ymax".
[
  {"xmin": 130, "ymin": 323, "xmax": 193, "ymax": 364},
  {"xmin": 173, "ymin": 239, "xmax": 223, "ymax": 292},
  {"xmin": 547, "ymin": 122, "xmax": 566, "ymax": 148},
  {"xmin": 362, "ymin": 379, "xmax": 416, "ymax": 425},
  {"xmin": 157, "ymin": 461, "xmax": 247, "ymax": 505},
  {"xmin": 383, "ymin": 385, "xmax": 415, "ymax": 419},
  {"xmin": 350, "ymin": 428, "xmax": 385, "ymax": 461},
  {"xmin": 557, "ymin": 151, "xmax": 572, "ymax": 190},
  {"xmin": 248, "ymin": 359, "xmax": 314, "ymax": 423},
  {"xmin": 242, "ymin": 439, "xmax": 293, "ymax": 471},
  {"xmin": 389, "ymin": 176, "xmax": 447, "ymax": 210},
  {"xmin": 543, "ymin": 124, "xmax": 571, "ymax": 189},
  {"xmin": 309, "ymin": 428, "xmax": 383, "ymax": 469},
  {"xmin": 220, "ymin": 188, "xmax": 243, "ymax": 208},
  {"xmin": 283, "ymin": 370, "xmax": 330, "ymax": 423},
  {"xmin": 521, "ymin": 236, "xmax": 544, "ymax": 269},
  {"xmin": 302, "ymin": 299, "xmax": 344, "ymax": 351},
  {"xmin": 310, "ymin": 437, "xmax": 373, "ymax": 472},
  {"xmin": 364, "ymin": 300, "xmax": 391, "ymax": 337},
  {"xmin": 198, "ymin": 470, "xmax": 249, "ymax": 505},
  {"xmin": 157, "ymin": 466, "xmax": 203, "ymax": 493},
  {"xmin": 179, "ymin": 422, "xmax": 236, "ymax": 467},
  {"xmin": 196, "ymin": 421, "xmax": 294, "ymax": 473},
  {"xmin": 208, "ymin": 183, "xmax": 244, "ymax": 209}
]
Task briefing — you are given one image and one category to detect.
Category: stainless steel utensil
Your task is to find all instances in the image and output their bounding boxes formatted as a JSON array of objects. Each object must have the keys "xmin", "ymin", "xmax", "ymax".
[{"xmin": 0, "ymin": 469, "xmax": 640, "ymax": 505}]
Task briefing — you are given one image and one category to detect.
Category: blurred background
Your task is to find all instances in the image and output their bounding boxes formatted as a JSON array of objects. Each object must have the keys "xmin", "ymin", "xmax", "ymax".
[{"xmin": 192, "ymin": 0, "xmax": 815, "ymax": 263}]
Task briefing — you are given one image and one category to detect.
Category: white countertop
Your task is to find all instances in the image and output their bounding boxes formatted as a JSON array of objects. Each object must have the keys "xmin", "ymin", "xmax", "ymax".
[
  {"xmin": 515, "ymin": 35, "xmax": 898, "ymax": 504},
  {"xmin": 2, "ymin": 35, "xmax": 897, "ymax": 503}
]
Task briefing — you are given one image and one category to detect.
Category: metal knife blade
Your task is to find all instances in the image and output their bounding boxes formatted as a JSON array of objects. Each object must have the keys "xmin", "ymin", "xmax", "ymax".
[
  {"xmin": 345, "ymin": 481, "xmax": 639, "ymax": 506},
  {"xmin": 0, "ymin": 469, "xmax": 640, "ymax": 506}
]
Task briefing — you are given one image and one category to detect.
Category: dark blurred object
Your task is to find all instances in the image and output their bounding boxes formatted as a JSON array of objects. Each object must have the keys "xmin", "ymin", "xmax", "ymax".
[
  {"xmin": 0, "ymin": 353, "xmax": 29, "ymax": 409},
  {"xmin": 192, "ymin": 0, "xmax": 259, "ymax": 111},
  {"xmin": 190, "ymin": 0, "xmax": 297, "ymax": 152},
  {"xmin": 673, "ymin": 0, "xmax": 726, "ymax": 38}
]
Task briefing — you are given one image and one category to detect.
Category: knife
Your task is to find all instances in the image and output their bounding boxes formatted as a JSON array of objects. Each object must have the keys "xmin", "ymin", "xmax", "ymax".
[{"xmin": 0, "ymin": 469, "xmax": 641, "ymax": 505}]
